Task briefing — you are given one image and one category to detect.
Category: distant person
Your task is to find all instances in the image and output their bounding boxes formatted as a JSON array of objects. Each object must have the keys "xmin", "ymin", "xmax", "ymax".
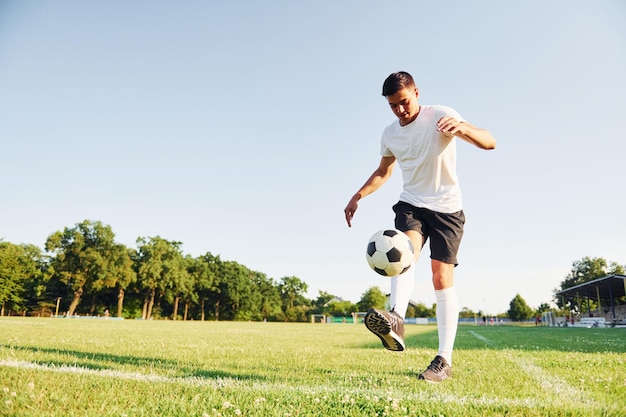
[
  {"xmin": 104, "ymin": 309, "xmax": 109, "ymax": 320},
  {"xmin": 344, "ymin": 71, "xmax": 496, "ymax": 382}
]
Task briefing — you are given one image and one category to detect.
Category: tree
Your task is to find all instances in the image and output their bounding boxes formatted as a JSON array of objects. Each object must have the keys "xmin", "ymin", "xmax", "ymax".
[
  {"xmin": 326, "ymin": 300, "xmax": 356, "ymax": 317},
  {"xmin": 254, "ymin": 272, "xmax": 281, "ymax": 321},
  {"xmin": 311, "ymin": 290, "xmax": 337, "ymax": 314},
  {"xmin": 18, "ymin": 244, "xmax": 48, "ymax": 315},
  {"xmin": 554, "ymin": 256, "xmax": 625, "ymax": 312},
  {"xmin": 0, "ymin": 242, "xmax": 28, "ymax": 315},
  {"xmin": 278, "ymin": 276, "xmax": 309, "ymax": 321},
  {"xmin": 559, "ymin": 257, "xmax": 609, "ymax": 291},
  {"xmin": 608, "ymin": 262, "xmax": 625, "ymax": 275},
  {"xmin": 112, "ymin": 245, "xmax": 136, "ymax": 318},
  {"xmin": 45, "ymin": 220, "xmax": 126, "ymax": 316},
  {"xmin": 216, "ymin": 260, "xmax": 259, "ymax": 321},
  {"xmin": 507, "ymin": 294, "xmax": 533, "ymax": 321},
  {"xmin": 187, "ymin": 253, "xmax": 219, "ymax": 321},
  {"xmin": 406, "ymin": 302, "xmax": 435, "ymax": 318},
  {"xmin": 134, "ymin": 236, "xmax": 186, "ymax": 319},
  {"xmin": 535, "ymin": 302, "xmax": 552, "ymax": 316},
  {"xmin": 459, "ymin": 306, "xmax": 477, "ymax": 319},
  {"xmin": 356, "ymin": 286, "xmax": 386, "ymax": 312},
  {"xmin": 162, "ymin": 254, "xmax": 192, "ymax": 320}
]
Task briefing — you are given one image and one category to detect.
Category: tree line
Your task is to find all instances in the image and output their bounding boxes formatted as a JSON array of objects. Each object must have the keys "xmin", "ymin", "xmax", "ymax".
[
  {"xmin": 0, "ymin": 220, "xmax": 321, "ymax": 321},
  {"xmin": 1, "ymin": 220, "xmax": 623, "ymax": 321},
  {"xmin": 0, "ymin": 220, "xmax": 401, "ymax": 321}
]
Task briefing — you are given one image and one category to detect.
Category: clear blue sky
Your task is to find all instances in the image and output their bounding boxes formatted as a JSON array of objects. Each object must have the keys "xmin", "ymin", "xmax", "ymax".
[{"xmin": 1, "ymin": 1, "xmax": 624, "ymax": 315}]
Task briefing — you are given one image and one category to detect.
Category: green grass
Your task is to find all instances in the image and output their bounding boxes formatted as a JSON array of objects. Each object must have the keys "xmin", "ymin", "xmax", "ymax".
[{"xmin": 0, "ymin": 318, "xmax": 624, "ymax": 417}]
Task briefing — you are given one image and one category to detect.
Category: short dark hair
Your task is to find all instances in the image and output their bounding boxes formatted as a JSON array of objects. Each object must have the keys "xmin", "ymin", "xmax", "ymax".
[{"xmin": 382, "ymin": 71, "xmax": 415, "ymax": 97}]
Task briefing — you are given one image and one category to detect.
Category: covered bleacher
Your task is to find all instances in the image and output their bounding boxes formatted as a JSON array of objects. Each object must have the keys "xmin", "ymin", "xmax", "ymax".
[{"xmin": 556, "ymin": 274, "xmax": 626, "ymax": 327}]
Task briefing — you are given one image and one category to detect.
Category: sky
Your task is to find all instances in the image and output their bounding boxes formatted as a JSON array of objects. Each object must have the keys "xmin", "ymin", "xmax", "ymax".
[{"xmin": 1, "ymin": 1, "xmax": 625, "ymax": 315}]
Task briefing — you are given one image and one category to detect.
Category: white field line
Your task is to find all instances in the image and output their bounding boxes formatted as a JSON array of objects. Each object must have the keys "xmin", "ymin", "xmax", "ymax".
[
  {"xmin": 0, "ymin": 357, "xmax": 593, "ymax": 411},
  {"xmin": 469, "ymin": 330, "xmax": 490, "ymax": 345},
  {"xmin": 468, "ymin": 330, "xmax": 591, "ymax": 405},
  {"xmin": 0, "ymin": 358, "xmax": 222, "ymax": 387}
]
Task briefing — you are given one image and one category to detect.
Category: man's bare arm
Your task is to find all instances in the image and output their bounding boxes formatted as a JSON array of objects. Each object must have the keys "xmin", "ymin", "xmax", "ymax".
[{"xmin": 344, "ymin": 156, "xmax": 396, "ymax": 227}]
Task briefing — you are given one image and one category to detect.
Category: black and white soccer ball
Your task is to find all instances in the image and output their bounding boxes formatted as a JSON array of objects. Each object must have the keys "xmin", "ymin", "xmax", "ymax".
[{"xmin": 366, "ymin": 229, "xmax": 414, "ymax": 276}]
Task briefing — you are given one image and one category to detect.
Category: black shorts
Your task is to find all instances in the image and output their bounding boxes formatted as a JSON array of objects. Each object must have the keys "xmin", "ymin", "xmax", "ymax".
[{"xmin": 392, "ymin": 201, "xmax": 465, "ymax": 266}]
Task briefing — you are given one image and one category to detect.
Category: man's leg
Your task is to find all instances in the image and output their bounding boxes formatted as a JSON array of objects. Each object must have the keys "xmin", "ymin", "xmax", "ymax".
[
  {"xmin": 391, "ymin": 230, "xmax": 423, "ymax": 317},
  {"xmin": 432, "ymin": 260, "xmax": 457, "ymax": 365},
  {"xmin": 389, "ymin": 264, "xmax": 414, "ymax": 316},
  {"xmin": 419, "ymin": 260, "xmax": 457, "ymax": 382},
  {"xmin": 364, "ymin": 230, "xmax": 423, "ymax": 351}
]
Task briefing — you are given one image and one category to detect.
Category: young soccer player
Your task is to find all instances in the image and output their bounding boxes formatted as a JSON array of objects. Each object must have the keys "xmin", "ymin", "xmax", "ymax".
[{"xmin": 344, "ymin": 71, "xmax": 496, "ymax": 382}]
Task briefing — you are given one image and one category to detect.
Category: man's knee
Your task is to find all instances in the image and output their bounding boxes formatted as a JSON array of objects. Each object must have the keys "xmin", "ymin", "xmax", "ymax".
[{"xmin": 431, "ymin": 260, "xmax": 454, "ymax": 290}]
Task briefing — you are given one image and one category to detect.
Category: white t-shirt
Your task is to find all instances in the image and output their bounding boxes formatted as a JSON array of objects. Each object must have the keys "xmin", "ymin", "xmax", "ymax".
[{"xmin": 380, "ymin": 105, "xmax": 464, "ymax": 213}]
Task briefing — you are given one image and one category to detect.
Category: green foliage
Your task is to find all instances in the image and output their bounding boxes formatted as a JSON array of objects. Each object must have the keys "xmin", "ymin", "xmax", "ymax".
[
  {"xmin": 535, "ymin": 302, "xmax": 553, "ymax": 316},
  {"xmin": 325, "ymin": 300, "xmax": 356, "ymax": 317},
  {"xmin": 134, "ymin": 236, "xmax": 187, "ymax": 320},
  {"xmin": 0, "ymin": 242, "xmax": 29, "ymax": 312},
  {"xmin": 459, "ymin": 306, "xmax": 478, "ymax": 318},
  {"xmin": 278, "ymin": 276, "xmax": 308, "ymax": 309},
  {"xmin": 356, "ymin": 286, "xmax": 386, "ymax": 311},
  {"xmin": 111, "ymin": 246, "xmax": 137, "ymax": 318},
  {"xmin": 555, "ymin": 256, "xmax": 626, "ymax": 312},
  {"xmin": 8, "ymin": 221, "xmax": 624, "ymax": 325},
  {"xmin": 4, "ymin": 223, "xmax": 303, "ymax": 321},
  {"xmin": 45, "ymin": 220, "xmax": 133, "ymax": 316},
  {"xmin": 310, "ymin": 290, "xmax": 337, "ymax": 314},
  {"xmin": 278, "ymin": 276, "xmax": 309, "ymax": 321},
  {"xmin": 508, "ymin": 294, "xmax": 534, "ymax": 321},
  {"xmin": 254, "ymin": 273, "xmax": 282, "ymax": 320},
  {"xmin": 406, "ymin": 302, "xmax": 435, "ymax": 318},
  {"xmin": 560, "ymin": 256, "xmax": 609, "ymax": 290}
]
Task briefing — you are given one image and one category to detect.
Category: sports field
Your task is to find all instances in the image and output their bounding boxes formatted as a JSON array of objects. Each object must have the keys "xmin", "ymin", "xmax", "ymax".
[{"xmin": 0, "ymin": 318, "xmax": 624, "ymax": 417}]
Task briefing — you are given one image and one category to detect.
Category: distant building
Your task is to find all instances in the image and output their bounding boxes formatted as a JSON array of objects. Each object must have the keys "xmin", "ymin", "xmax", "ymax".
[{"xmin": 323, "ymin": 296, "xmax": 344, "ymax": 307}]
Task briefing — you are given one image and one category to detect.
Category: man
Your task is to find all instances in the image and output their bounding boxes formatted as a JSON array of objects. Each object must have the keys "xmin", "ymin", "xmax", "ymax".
[{"xmin": 344, "ymin": 71, "xmax": 496, "ymax": 383}]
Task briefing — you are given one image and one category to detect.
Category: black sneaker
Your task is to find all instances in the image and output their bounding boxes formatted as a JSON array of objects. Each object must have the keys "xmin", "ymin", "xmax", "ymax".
[
  {"xmin": 364, "ymin": 308, "xmax": 405, "ymax": 351},
  {"xmin": 418, "ymin": 355, "xmax": 452, "ymax": 383}
]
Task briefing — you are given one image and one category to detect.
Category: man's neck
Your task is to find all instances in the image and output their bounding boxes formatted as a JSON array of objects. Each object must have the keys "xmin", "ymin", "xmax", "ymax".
[{"xmin": 399, "ymin": 105, "xmax": 421, "ymax": 126}]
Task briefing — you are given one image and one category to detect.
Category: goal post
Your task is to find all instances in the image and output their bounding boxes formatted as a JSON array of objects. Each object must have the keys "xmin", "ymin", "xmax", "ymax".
[
  {"xmin": 541, "ymin": 311, "xmax": 557, "ymax": 327},
  {"xmin": 311, "ymin": 314, "xmax": 326, "ymax": 323},
  {"xmin": 353, "ymin": 312, "xmax": 367, "ymax": 324}
]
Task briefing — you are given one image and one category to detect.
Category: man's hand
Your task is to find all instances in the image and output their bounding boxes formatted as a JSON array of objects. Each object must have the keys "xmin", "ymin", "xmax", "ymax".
[
  {"xmin": 438, "ymin": 116, "xmax": 496, "ymax": 150},
  {"xmin": 344, "ymin": 195, "xmax": 360, "ymax": 227},
  {"xmin": 437, "ymin": 116, "xmax": 464, "ymax": 136}
]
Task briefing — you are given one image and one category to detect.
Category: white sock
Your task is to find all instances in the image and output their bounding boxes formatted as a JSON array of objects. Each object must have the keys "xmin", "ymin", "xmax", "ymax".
[
  {"xmin": 389, "ymin": 263, "xmax": 415, "ymax": 318},
  {"xmin": 435, "ymin": 287, "xmax": 459, "ymax": 366}
]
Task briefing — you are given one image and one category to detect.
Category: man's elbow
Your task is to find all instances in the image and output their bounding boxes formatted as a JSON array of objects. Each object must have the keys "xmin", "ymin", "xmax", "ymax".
[{"xmin": 480, "ymin": 133, "xmax": 496, "ymax": 150}]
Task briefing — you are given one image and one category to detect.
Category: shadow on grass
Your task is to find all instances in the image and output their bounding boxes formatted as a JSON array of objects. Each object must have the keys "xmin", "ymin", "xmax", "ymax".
[
  {"xmin": 0, "ymin": 343, "xmax": 266, "ymax": 381},
  {"xmin": 361, "ymin": 325, "xmax": 626, "ymax": 354}
]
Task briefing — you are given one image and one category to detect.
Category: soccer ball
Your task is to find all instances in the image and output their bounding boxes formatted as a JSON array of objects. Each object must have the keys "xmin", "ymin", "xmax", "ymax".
[{"xmin": 366, "ymin": 229, "xmax": 414, "ymax": 276}]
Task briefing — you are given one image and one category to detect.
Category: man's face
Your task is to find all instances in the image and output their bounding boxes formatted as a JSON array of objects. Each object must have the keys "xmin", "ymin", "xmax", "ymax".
[{"xmin": 387, "ymin": 87, "xmax": 419, "ymax": 125}]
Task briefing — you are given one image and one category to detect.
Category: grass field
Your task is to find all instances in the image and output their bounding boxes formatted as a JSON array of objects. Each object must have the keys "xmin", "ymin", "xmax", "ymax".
[{"xmin": 0, "ymin": 318, "xmax": 624, "ymax": 417}]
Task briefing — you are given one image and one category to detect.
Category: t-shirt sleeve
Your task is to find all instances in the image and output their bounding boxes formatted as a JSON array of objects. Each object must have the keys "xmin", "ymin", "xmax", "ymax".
[{"xmin": 436, "ymin": 105, "xmax": 464, "ymax": 122}]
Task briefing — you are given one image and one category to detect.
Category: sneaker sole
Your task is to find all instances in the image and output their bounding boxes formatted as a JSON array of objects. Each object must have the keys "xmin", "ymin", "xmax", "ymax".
[
  {"xmin": 418, "ymin": 373, "xmax": 450, "ymax": 383},
  {"xmin": 364, "ymin": 310, "xmax": 405, "ymax": 351}
]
